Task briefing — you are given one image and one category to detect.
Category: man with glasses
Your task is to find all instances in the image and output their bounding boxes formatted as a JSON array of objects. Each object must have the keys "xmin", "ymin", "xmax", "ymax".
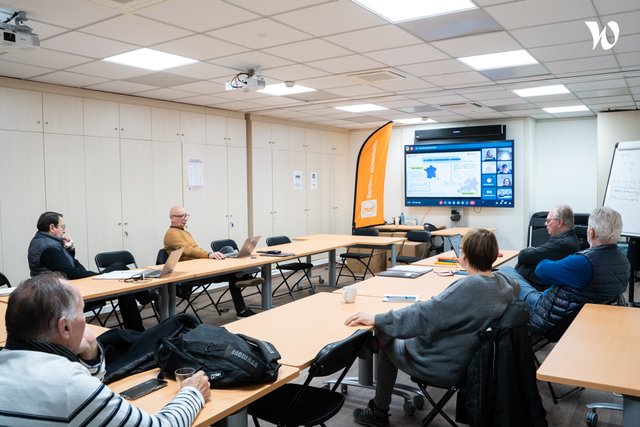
[
  {"xmin": 164, "ymin": 206, "xmax": 255, "ymax": 318},
  {"xmin": 27, "ymin": 211, "xmax": 146, "ymax": 331},
  {"xmin": 506, "ymin": 205, "xmax": 580, "ymax": 290}
]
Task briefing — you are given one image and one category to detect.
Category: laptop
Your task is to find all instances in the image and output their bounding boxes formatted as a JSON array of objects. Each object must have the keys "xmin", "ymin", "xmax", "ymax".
[
  {"xmin": 448, "ymin": 234, "xmax": 462, "ymax": 258},
  {"xmin": 225, "ymin": 236, "xmax": 260, "ymax": 258},
  {"xmin": 94, "ymin": 247, "xmax": 184, "ymax": 280}
]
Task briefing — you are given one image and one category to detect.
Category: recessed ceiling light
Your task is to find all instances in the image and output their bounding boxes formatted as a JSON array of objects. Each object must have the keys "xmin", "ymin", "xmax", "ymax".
[
  {"xmin": 543, "ymin": 105, "xmax": 590, "ymax": 114},
  {"xmin": 335, "ymin": 104, "xmax": 388, "ymax": 113},
  {"xmin": 103, "ymin": 48, "xmax": 198, "ymax": 71},
  {"xmin": 458, "ymin": 49, "xmax": 538, "ymax": 71},
  {"xmin": 258, "ymin": 83, "xmax": 316, "ymax": 96},
  {"xmin": 513, "ymin": 85, "xmax": 570, "ymax": 98},
  {"xmin": 352, "ymin": 0, "xmax": 477, "ymax": 23},
  {"xmin": 394, "ymin": 117, "xmax": 437, "ymax": 125}
]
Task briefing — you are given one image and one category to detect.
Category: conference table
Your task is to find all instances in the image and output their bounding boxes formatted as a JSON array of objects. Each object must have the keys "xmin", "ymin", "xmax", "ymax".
[
  {"xmin": 413, "ymin": 249, "xmax": 519, "ymax": 269},
  {"xmin": 109, "ymin": 366, "xmax": 300, "ymax": 427},
  {"xmin": 537, "ymin": 304, "xmax": 640, "ymax": 427},
  {"xmin": 349, "ymin": 273, "xmax": 457, "ymax": 301}
]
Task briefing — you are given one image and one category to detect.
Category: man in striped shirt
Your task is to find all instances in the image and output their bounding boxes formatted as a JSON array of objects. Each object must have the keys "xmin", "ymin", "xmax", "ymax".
[{"xmin": 0, "ymin": 273, "xmax": 211, "ymax": 426}]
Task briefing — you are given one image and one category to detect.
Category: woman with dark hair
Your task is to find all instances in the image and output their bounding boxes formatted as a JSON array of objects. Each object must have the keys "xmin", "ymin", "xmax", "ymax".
[{"xmin": 346, "ymin": 229, "xmax": 519, "ymax": 426}]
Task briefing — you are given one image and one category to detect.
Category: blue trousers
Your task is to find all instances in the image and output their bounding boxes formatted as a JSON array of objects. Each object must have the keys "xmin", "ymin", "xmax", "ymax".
[{"xmin": 500, "ymin": 266, "xmax": 543, "ymax": 313}]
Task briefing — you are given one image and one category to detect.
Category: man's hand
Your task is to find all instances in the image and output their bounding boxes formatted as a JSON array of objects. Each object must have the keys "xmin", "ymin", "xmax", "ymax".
[
  {"xmin": 209, "ymin": 252, "xmax": 225, "ymax": 260},
  {"xmin": 182, "ymin": 371, "xmax": 211, "ymax": 402},
  {"xmin": 77, "ymin": 327, "xmax": 99, "ymax": 361},
  {"xmin": 344, "ymin": 312, "xmax": 374, "ymax": 327}
]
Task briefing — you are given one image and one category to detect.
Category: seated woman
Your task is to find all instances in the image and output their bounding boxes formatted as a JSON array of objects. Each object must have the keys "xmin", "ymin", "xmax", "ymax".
[{"xmin": 345, "ymin": 228, "xmax": 519, "ymax": 426}]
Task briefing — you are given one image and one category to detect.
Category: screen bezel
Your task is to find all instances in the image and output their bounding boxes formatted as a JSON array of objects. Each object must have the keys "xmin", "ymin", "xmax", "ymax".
[{"xmin": 404, "ymin": 139, "xmax": 514, "ymax": 208}]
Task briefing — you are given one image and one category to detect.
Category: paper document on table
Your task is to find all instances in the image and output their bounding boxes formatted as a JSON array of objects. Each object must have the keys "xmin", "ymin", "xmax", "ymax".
[
  {"xmin": 383, "ymin": 294, "xmax": 419, "ymax": 302},
  {"xmin": 388, "ymin": 265, "xmax": 433, "ymax": 274},
  {"xmin": 0, "ymin": 286, "xmax": 15, "ymax": 296}
]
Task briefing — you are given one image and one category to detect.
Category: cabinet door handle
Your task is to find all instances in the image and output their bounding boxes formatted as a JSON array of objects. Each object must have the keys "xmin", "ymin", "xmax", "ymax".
[{"xmin": 124, "ymin": 231, "xmax": 128, "ymax": 237}]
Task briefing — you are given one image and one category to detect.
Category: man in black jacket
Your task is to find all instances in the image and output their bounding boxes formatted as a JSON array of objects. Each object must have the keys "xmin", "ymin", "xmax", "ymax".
[
  {"xmin": 512, "ymin": 205, "xmax": 580, "ymax": 289},
  {"xmin": 27, "ymin": 211, "xmax": 146, "ymax": 331}
]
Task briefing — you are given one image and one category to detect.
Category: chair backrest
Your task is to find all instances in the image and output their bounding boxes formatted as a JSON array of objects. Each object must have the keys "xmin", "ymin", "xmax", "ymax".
[
  {"xmin": 406, "ymin": 230, "xmax": 431, "ymax": 242},
  {"xmin": 574, "ymin": 225, "xmax": 589, "ymax": 250},
  {"xmin": 308, "ymin": 329, "xmax": 373, "ymax": 381},
  {"xmin": 211, "ymin": 239, "xmax": 239, "ymax": 252},
  {"xmin": 352, "ymin": 227, "xmax": 379, "ymax": 237},
  {"xmin": 0, "ymin": 271, "xmax": 10, "ymax": 288},
  {"xmin": 94, "ymin": 250, "xmax": 137, "ymax": 271},
  {"xmin": 423, "ymin": 223, "xmax": 439, "ymax": 232},
  {"xmin": 528, "ymin": 211, "xmax": 550, "ymax": 247},
  {"xmin": 156, "ymin": 248, "xmax": 169, "ymax": 265},
  {"xmin": 266, "ymin": 235, "xmax": 291, "ymax": 246}
]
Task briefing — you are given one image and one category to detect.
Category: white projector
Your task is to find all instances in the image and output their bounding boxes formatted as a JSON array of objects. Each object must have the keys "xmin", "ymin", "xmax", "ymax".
[{"xmin": 1, "ymin": 27, "xmax": 40, "ymax": 49}]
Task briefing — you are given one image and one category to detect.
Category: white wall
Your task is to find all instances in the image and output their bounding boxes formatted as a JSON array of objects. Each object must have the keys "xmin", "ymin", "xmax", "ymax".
[
  {"xmin": 534, "ymin": 117, "xmax": 598, "ymax": 213},
  {"xmin": 349, "ymin": 116, "xmax": 603, "ymax": 251}
]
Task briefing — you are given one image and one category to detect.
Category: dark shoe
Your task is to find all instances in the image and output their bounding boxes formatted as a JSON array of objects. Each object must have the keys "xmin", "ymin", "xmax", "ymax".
[
  {"xmin": 235, "ymin": 277, "xmax": 263, "ymax": 288},
  {"xmin": 236, "ymin": 307, "xmax": 256, "ymax": 319},
  {"xmin": 354, "ymin": 399, "xmax": 389, "ymax": 427}
]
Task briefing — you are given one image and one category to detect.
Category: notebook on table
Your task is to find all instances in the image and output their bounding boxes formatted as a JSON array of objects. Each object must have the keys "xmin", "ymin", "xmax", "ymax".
[
  {"xmin": 225, "ymin": 236, "xmax": 260, "ymax": 258},
  {"xmin": 94, "ymin": 248, "xmax": 184, "ymax": 280}
]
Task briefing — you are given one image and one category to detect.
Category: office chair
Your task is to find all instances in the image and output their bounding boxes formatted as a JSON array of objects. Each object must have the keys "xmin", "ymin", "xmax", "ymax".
[
  {"xmin": 248, "ymin": 329, "xmax": 373, "ymax": 427},
  {"xmin": 0, "ymin": 271, "xmax": 10, "ymax": 288},
  {"xmin": 211, "ymin": 239, "xmax": 263, "ymax": 305},
  {"xmin": 266, "ymin": 235, "xmax": 314, "ymax": 300},
  {"xmin": 337, "ymin": 227, "xmax": 380, "ymax": 283},
  {"xmin": 424, "ymin": 223, "xmax": 445, "ymax": 255},
  {"xmin": 95, "ymin": 250, "xmax": 160, "ymax": 324},
  {"xmin": 396, "ymin": 230, "xmax": 432, "ymax": 264},
  {"xmin": 527, "ymin": 211, "xmax": 550, "ymax": 247}
]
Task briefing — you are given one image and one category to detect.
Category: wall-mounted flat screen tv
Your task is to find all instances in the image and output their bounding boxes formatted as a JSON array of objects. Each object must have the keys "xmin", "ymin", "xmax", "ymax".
[{"xmin": 404, "ymin": 140, "xmax": 514, "ymax": 208}]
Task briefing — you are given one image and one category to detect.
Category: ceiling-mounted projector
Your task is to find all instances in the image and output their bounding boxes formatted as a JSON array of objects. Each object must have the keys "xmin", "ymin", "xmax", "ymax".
[
  {"xmin": 225, "ymin": 67, "xmax": 266, "ymax": 92},
  {"xmin": 0, "ymin": 11, "xmax": 39, "ymax": 49}
]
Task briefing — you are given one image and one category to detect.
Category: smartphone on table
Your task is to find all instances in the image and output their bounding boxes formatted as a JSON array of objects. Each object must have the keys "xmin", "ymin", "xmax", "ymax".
[{"xmin": 121, "ymin": 378, "xmax": 168, "ymax": 400}]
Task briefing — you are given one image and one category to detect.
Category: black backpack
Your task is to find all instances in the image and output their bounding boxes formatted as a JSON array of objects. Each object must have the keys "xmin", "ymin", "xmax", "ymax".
[
  {"xmin": 154, "ymin": 323, "xmax": 281, "ymax": 389},
  {"xmin": 98, "ymin": 313, "xmax": 200, "ymax": 384}
]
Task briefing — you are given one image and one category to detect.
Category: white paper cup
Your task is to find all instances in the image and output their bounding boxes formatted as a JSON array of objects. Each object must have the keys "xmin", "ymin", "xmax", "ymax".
[{"xmin": 343, "ymin": 285, "xmax": 357, "ymax": 303}]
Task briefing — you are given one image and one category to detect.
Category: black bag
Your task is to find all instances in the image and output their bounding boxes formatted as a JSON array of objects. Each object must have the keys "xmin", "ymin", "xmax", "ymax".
[
  {"xmin": 154, "ymin": 323, "xmax": 281, "ymax": 389},
  {"xmin": 98, "ymin": 313, "xmax": 200, "ymax": 384}
]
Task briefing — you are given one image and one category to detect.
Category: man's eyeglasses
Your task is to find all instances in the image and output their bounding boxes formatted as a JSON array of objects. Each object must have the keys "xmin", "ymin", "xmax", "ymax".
[
  {"xmin": 171, "ymin": 213, "xmax": 190, "ymax": 219},
  {"xmin": 545, "ymin": 217, "xmax": 560, "ymax": 224},
  {"xmin": 56, "ymin": 224, "xmax": 66, "ymax": 230}
]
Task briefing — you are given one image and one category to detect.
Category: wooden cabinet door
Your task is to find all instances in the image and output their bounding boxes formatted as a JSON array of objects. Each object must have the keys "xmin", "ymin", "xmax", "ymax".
[
  {"xmin": 251, "ymin": 147, "xmax": 274, "ymax": 239},
  {"xmin": 0, "ymin": 87, "xmax": 42, "ymax": 132},
  {"xmin": 83, "ymin": 98, "xmax": 119, "ymax": 138},
  {"xmin": 119, "ymin": 104, "xmax": 152, "ymax": 140},
  {"xmin": 43, "ymin": 93, "xmax": 83, "ymax": 135},
  {"xmin": 227, "ymin": 146, "xmax": 248, "ymax": 242}
]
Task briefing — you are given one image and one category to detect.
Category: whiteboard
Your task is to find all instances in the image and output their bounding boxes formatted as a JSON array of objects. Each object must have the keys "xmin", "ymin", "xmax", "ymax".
[{"xmin": 603, "ymin": 140, "xmax": 640, "ymax": 237}]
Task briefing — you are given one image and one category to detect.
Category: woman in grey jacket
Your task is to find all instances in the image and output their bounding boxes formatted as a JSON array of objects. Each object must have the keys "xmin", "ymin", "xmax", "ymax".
[{"xmin": 346, "ymin": 228, "xmax": 519, "ymax": 427}]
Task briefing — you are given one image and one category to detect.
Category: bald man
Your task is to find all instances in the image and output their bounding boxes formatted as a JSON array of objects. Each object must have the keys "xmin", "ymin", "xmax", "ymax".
[{"xmin": 163, "ymin": 206, "xmax": 254, "ymax": 318}]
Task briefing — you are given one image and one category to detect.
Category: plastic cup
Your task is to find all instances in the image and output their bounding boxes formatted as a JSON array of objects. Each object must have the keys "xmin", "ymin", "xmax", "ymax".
[
  {"xmin": 175, "ymin": 367, "xmax": 196, "ymax": 387},
  {"xmin": 343, "ymin": 285, "xmax": 357, "ymax": 303}
]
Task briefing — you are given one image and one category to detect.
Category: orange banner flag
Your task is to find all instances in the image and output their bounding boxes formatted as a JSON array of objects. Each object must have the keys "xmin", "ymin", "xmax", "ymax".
[{"xmin": 353, "ymin": 121, "xmax": 393, "ymax": 229}]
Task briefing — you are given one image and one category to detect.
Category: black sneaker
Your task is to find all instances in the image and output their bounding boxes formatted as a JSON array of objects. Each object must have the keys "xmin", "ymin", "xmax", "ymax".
[
  {"xmin": 236, "ymin": 307, "xmax": 256, "ymax": 319},
  {"xmin": 354, "ymin": 400, "xmax": 389, "ymax": 427}
]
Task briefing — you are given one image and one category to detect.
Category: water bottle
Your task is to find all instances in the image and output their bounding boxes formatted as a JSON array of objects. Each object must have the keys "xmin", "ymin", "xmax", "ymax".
[{"xmin": 399, "ymin": 213, "xmax": 405, "ymax": 225}]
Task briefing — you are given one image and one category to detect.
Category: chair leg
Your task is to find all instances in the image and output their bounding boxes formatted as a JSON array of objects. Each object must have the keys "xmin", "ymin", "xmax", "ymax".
[
  {"xmin": 337, "ymin": 259, "xmax": 357, "ymax": 283},
  {"xmin": 272, "ymin": 270, "xmax": 297, "ymax": 300}
]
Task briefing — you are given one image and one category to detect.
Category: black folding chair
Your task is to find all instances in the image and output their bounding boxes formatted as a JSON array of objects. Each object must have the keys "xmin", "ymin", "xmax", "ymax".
[
  {"xmin": 211, "ymin": 239, "xmax": 263, "ymax": 305},
  {"xmin": 337, "ymin": 227, "xmax": 380, "ymax": 283},
  {"xmin": 266, "ymin": 235, "xmax": 314, "ymax": 300},
  {"xmin": 249, "ymin": 329, "xmax": 373, "ymax": 427},
  {"xmin": 396, "ymin": 230, "xmax": 432, "ymax": 264}
]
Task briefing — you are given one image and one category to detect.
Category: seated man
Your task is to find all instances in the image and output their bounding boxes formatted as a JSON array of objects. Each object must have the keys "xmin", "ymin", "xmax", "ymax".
[
  {"xmin": 0, "ymin": 273, "xmax": 210, "ymax": 426},
  {"xmin": 503, "ymin": 206, "xmax": 629, "ymax": 337},
  {"xmin": 164, "ymin": 206, "xmax": 255, "ymax": 318},
  {"xmin": 345, "ymin": 229, "xmax": 519, "ymax": 426},
  {"xmin": 511, "ymin": 205, "xmax": 580, "ymax": 289},
  {"xmin": 27, "ymin": 211, "xmax": 147, "ymax": 331}
]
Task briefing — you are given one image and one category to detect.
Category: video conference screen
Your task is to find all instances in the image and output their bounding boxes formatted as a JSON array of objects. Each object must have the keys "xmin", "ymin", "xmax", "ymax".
[{"xmin": 404, "ymin": 140, "xmax": 514, "ymax": 208}]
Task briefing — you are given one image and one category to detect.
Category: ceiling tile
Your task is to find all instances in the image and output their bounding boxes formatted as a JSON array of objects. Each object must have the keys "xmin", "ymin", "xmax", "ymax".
[
  {"xmin": 166, "ymin": 62, "xmax": 240, "ymax": 80},
  {"xmin": 31, "ymin": 71, "xmax": 108, "ymax": 87},
  {"xmin": 207, "ymin": 18, "xmax": 310, "ymax": 50},
  {"xmin": 424, "ymin": 71, "xmax": 494, "ymax": 88},
  {"xmin": 137, "ymin": 0, "xmax": 259, "ymax": 32},
  {"xmin": 324, "ymin": 25, "xmax": 422, "ymax": 53},
  {"xmin": 431, "ymin": 31, "xmax": 522, "ymax": 58},
  {"xmin": 136, "ymin": 87, "xmax": 200, "ymax": 100},
  {"xmin": 86, "ymin": 80, "xmax": 158, "ymax": 94},
  {"xmin": 566, "ymin": 78, "xmax": 628, "ymax": 92},
  {"xmin": 83, "ymin": 15, "xmax": 193, "ymax": 46},
  {"xmin": 222, "ymin": 0, "xmax": 329, "ymax": 16},
  {"xmin": 545, "ymin": 55, "xmax": 619, "ymax": 74},
  {"xmin": 274, "ymin": 1, "xmax": 387, "ymax": 37},
  {"xmin": 613, "ymin": 34, "xmax": 640, "ymax": 54},
  {"xmin": 485, "ymin": 0, "xmax": 596, "ymax": 30},
  {"xmin": 3, "ymin": 0, "xmax": 119, "ymax": 28},
  {"xmin": 575, "ymin": 88, "xmax": 632, "ymax": 99},
  {"xmin": 124, "ymin": 72, "xmax": 197, "ymax": 88},
  {"xmin": 325, "ymin": 84, "xmax": 386, "ymax": 97},
  {"xmin": 530, "ymin": 41, "xmax": 607, "ymax": 62},
  {"xmin": 593, "ymin": 0, "xmax": 640, "ymax": 15},
  {"xmin": 153, "ymin": 35, "xmax": 248, "ymax": 61},
  {"xmin": 212, "ymin": 51, "xmax": 293, "ymax": 71},
  {"xmin": 618, "ymin": 51, "xmax": 640, "ymax": 69},
  {"xmin": 0, "ymin": 59, "xmax": 54, "ymax": 78},
  {"xmin": 171, "ymin": 81, "xmax": 221, "ymax": 94},
  {"xmin": 0, "ymin": 48, "xmax": 91, "ymax": 69},
  {"xmin": 602, "ymin": 10, "xmax": 640, "ymax": 36},
  {"xmin": 364, "ymin": 44, "xmax": 448, "ymax": 67},
  {"xmin": 263, "ymin": 39, "xmax": 352, "ymax": 63},
  {"xmin": 307, "ymin": 55, "xmax": 385, "ymax": 74},
  {"xmin": 262, "ymin": 63, "xmax": 329, "ymax": 82},
  {"xmin": 479, "ymin": 64, "xmax": 551, "ymax": 81},
  {"xmin": 43, "ymin": 31, "xmax": 137, "ymax": 59},
  {"xmin": 369, "ymin": 76, "xmax": 435, "ymax": 92},
  {"xmin": 509, "ymin": 20, "xmax": 592, "ymax": 48},
  {"xmin": 397, "ymin": 59, "xmax": 470, "ymax": 78},
  {"xmin": 400, "ymin": 8, "xmax": 503, "ymax": 43},
  {"xmin": 296, "ymin": 75, "xmax": 356, "ymax": 90},
  {"xmin": 68, "ymin": 61, "xmax": 152, "ymax": 80}
]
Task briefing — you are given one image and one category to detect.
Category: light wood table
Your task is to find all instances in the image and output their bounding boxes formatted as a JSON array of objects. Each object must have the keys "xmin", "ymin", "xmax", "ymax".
[
  {"xmin": 225, "ymin": 292, "xmax": 411, "ymax": 369},
  {"xmin": 109, "ymin": 366, "xmax": 299, "ymax": 427},
  {"xmin": 413, "ymin": 249, "xmax": 519, "ymax": 269},
  {"xmin": 344, "ymin": 273, "xmax": 457, "ymax": 301},
  {"xmin": 537, "ymin": 304, "xmax": 640, "ymax": 427},
  {"xmin": 72, "ymin": 270, "xmax": 195, "ymax": 320},
  {"xmin": 374, "ymin": 224, "xmax": 445, "ymax": 232}
]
